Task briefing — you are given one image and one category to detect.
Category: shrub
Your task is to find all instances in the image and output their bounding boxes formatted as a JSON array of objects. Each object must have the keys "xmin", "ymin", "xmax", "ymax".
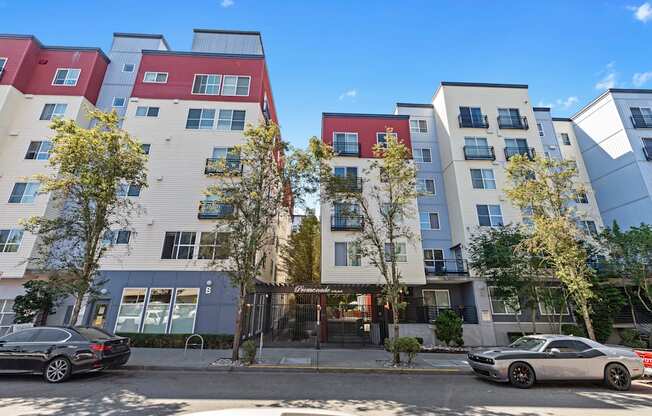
[
  {"xmin": 620, "ymin": 329, "xmax": 646, "ymax": 349},
  {"xmin": 117, "ymin": 333, "xmax": 233, "ymax": 349},
  {"xmin": 395, "ymin": 336, "xmax": 421, "ymax": 364},
  {"xmin": 561, "ymin": 324, "xmax": 586, "ymax": 338},
  {"xmin": 415, "ymin": 337, "xmax": 424, "ymax": 345},
  {"xmin": 384, "ymin": 337, "xmax": 395, "ymax": 353},
  {"xmin": 434, "ymin": 310, "xmax": 463, "ymax": 347},
  {"xmin": 241, "ymin": 340, "xmax": 257, "ymax": 364}
]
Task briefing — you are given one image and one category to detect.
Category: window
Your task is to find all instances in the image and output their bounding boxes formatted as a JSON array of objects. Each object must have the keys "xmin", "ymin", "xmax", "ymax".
[
  {"xmin": 198, "ymin": 232, "xmax": 229, "ymax": 260},
  {"xmin": 9, "ymin": 182, "xmax": 39, "ymax": 203},
  {"xmin": 464, "ymin": 136, "xmax": 488, "ymax": 148},
  {"xmin": 143, "ymin": 72, "xmax": 168, "ymax": 83},
  {"xmin": 578, "ymin": 220, "xmax": 598, "ymax": 236},
  {"xmin": 25, "ymin": 141, "xmax": 52, "ymax": 160},
  {"xmin": 416, "ymin": 179, "xmax": 436, "ymax": 195},
  {"xmin": 122, "ymin": 63, "xmax": 135, "ymax": 72},
  {"xmin": 536, "ymin": 287, "xmax": 569, "ymax": 315},
  {"xmin": 498, "ymin": 108, "xmax": 522, "ymax": 126},
  {"xmin": 631, "ymin": 107, "xmax": 652, "ymax": 127},
  {"xmin": 410, "ymin": 119, "xmax": 428, "ymax": 133},
  {"xmin": 0, "ymin": 328, "xmax": 37, "ymax": 342},
  {"xmin": 0, "ymin": 229, "xmax": 23, "ymax": 253},
  {"xmin": 575, "ymin": 191, "xmax": 589, "ymax": 204},
  {"xmin": 221, "ymin": 75, "xmax": 251, "ymax": 96},
  {"xmin": 52, "ymin": 68, "xmax": 80, "ymax": 86},
  {"xmin": 420, "ymin": 212, "xmax": 440, "ymax": 230},
  {"xmin": 459, "ymin": 106, "xmax": 485, "ymax": 127},
  {"xmin": 169, "ymin": 288, "xmax": 199, "ymax": 334},
  {"xmin": 0, "ymin": 299, "xmax": 16, "ymax": 336},
  {"xmin": 488, "ymin": 286, "xmax": 520, "ymax": 315},
  {"xmin": 414, "ymin": 148, "xmax": 432, "ymax": 163},
  {"xmin": 112, "ymin": 97, "xmax": 126, "ymax": 108},
  {"xmin": 117, "ymin": 183, "xmax": 141, "ymax": 197},
  {"xmin": 161, "ymin": 232, "xmax": 197, "ymax": 259},
  {"xmin": 217, "ymin": 109, "xmax": 246, "ymax": 131},
  {"xmin": 537, "ymin": 122, "xmax": 544, "ymax": 136},
  {"xmin": 521, "ymin": 206, "xmax": 534, "ymax": 226},
  {"xmin": 423, "ymin": 248, "xmax": 444, "ymax": 270},
  {"xmin": 192, "ymin": 74, "xmax": 221, "ymax": 95},
  {"xmin": 333, "ymin": 132, "xmax": 359, "ymax": 154},
  {"xmin": 0, "ymin": 57, "xmax": 7, "ymax": 73},
  {"xmin": 376, "ymin": 131, "xmax": 396, "ymax": 148},
  {"xmin": 135, "ymin": 106, "xmax": 159, "ymax": 117},
  {"xmin": 102, "ymin": 230, "xmax": 131, "ymax": 245},
  {"xmin": 561, "ymin": 133, "xmax": 571, "ymax": 145},
  {"xmin": 470, "ymin": 169, "xmax": 496, "ymax": 190},
  {"xmin": 140, "ymin": 144, "xmax": 151, "ymax": 155},
  {"xmin": 423, "ymin": 289, "xmax": 451, "ymax": 308},
  {"xmin": 114, "ymin": 288, "xmax": 147, "ymax": 333},
  {"xmin": 384, "ymin": 242, "xmax": 407, "ymax": 262},
  {"xmin": 142, "ymin": 288, "xmax": 173, "ymax": 334},
  {"xmin": 545, "ymin": 340, "xmax": 591, "ymax": 353},
  {"xmin": 504, "ymin": 137, "xmax": 529, "ymax": 150},
  {"xmin": 334, "ymin": 242, "xmax": 361, "ymax": 266},
  {"xmin": 334, "ymin": 166, "xmax": 358, "ymax": 178},
  {"xmin": 476, "ymin": 204, "xmax": 503, "ymax": 227},
  {"xmin": 186, "ymin": 109, "xmax": 216, "ymax": 129},
  {"xmin": 40, "ymin": 103, "xmax": 67, "ymax": 120},
  {"xmin": 34, "ymin": 328, "xmax": 70, "ymax": 343}
]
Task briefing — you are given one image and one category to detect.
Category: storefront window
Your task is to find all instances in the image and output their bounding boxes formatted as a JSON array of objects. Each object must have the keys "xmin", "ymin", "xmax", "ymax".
[
  {"xmin": 142, "ymin": 289, "xmax": 173, "ymax": 333},
  {"xmin": 169, "ymin": 288, "xmax": 199, "ymax": 334},
  {"xmin": 114, "ymin": 288, "xmax": 147, "ymax": 333}
]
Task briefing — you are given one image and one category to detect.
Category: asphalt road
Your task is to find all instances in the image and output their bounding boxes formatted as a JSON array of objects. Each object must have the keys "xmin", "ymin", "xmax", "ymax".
[{"xmin": 1, "ymin": 370, "xmax": 651, "ymax": 416}]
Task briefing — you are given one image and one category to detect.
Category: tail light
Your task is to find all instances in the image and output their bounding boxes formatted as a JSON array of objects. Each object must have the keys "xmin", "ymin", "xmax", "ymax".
[{"xmin": 90, "ymin": 343, "xmax": 112, "ymax": 352}]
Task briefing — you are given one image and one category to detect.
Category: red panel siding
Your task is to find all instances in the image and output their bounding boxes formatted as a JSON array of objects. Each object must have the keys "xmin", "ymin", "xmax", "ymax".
[
  {"xmin": 131, "ymin": 53, "xmax": 266, "ymax": 103},
  {"xmin": 321, "ymin": 114, "xmax": 412, "ymax": 158},
  {"xmin": 0, "ymin": 38, "xmax": 38, "ymax": 88},
  {"xmin": 260, "ymin": 61, "xmax": 278, "ymax": 124}
]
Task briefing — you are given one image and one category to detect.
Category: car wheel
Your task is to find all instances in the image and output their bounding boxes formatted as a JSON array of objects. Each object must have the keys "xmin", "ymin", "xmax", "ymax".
[
  {"xmin": 604, "ymin": 363, "xmax": 631, "ymax": 391},
  {"xmin": 44, "ymin": 357, "xmax": 72, "ymax": 383},
  {"xmin": 508, "ymin": 362, "xmax": 535, "ymax": 389}
]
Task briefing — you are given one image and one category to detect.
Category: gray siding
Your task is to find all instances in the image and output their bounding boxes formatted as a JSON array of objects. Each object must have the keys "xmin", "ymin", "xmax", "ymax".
[{"xmin": 192, "ymin": 31, "xmax": 263, "ymax": 55}]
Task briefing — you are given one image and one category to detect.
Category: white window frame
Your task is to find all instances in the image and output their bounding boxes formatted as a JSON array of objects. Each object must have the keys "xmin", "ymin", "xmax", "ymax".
[
  {"xmin": 0, "ymin": 57, "xmax": 7, "ymax": 73},
  {"xmin": 216, "ymin": 109, "xmax": 246, "ymax": 131},
  {"xmin": 423, "ymin": 248, "xmax": 445, "ymax": 268},
  {"xmin": 414, "ymin": 147, "xmax": 432, "ymax": 163},
  {"xmin": 112, "ymin": 97, "xmax": 126, "ymax": 108},
  {"xmin": 536, "ymin": 287, "xmax": 570, "ymax": 316},
  {"xmin": 334, "ymin": 241, "xmax": 361, "ymax": 267},
  {"xmin": 51, "ymin": 68, "xmax": 81, "ymax": 86},
  {"xmin": 422, "ymin": 289, "xmax": 451, "ymax": 308},
  {"xmin": 122, "ymin": 63, "xmax": 135, "ymax": 73},
  {"xmin": 416, "ymin": 178, "xmax": 436, "ymax": 195},
  {"xmin": 117, "ymin": 183, "xmax": 141, "ymax": 197},
  {"xmin": 561, "ymin": 133, "xmax": 571, "ymax": 145},
  {"xmin": 376, "ymin": 131, "xmax": 396, "ymax": 148},
  {"xmin": 9, "ymin": 182, "xmax": 40, "ymax": 204},
  {"xmin": 477, "ymin": 204, "xmax": 503, "ymax": 227},
  {"xmin": 25, "ymin": 141, "xmax": 52, "ymax": 160},
  {"xmin": 470, "ymin": 168, "xmax": 496, "ymax": 190},
  {"xmin": 221, "ymin": 75, "xmax": 251, "ymax": 96},
  {"xmin": 142, "ymin": 287, "xmax": 174, "ymax": 334},
  {"xmin": 0, "ymin": 229, "xmax": 24, "ymax": 253},
  {"xmin": 114, "ymin": 287, "xmax": 148, "ymax": 333},
  {"xmin": 192, "ymin": 74, "xmax": 222, "ymax": 96},
  {"xmin": 186, "ymin": 108, "xmax": 216, "ymax": 130},
  {"xmin": 410, "ymin": 119, "xmax": 428, "ymax": 133},
  {"xmin": 40, "ymin": 103, "xmax": 68, "ymax": 120},
  {"xmin": 135, "ymin": 106, "xmax": 159, "ymax": 117},
  {"xmin": 537, "ymin": 122, "xmax": 544, "ymax": 137},
  {"xmin": 420, "ymin": 212, "xmax": 440, "ymax": 230},
  {"xmin": 169, "ymin": 288, "xmax": 200, "ymax": 334},
  {"xmin": 143, "ymin": 71, "xmax": 168, "ymax": 84},
  {"xmin": 384, "ymin": 242, "xmax": 408, "ymax": 263},
  {"xmin": 0, "ymin": 299, "xmax": 16, "ymax": 336},
  {"xmin": 488, "ymin": 286, "xmax": 521, "ymax": 315}
]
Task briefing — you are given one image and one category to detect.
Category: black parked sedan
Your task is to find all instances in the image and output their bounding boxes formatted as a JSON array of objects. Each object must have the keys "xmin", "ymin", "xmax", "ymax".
[{"xmin": 0, "ymin": 326, "xmax": 130, "ymax": 383}]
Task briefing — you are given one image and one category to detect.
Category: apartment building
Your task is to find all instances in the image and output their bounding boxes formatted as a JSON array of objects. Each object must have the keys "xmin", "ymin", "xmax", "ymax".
[{"xmin": 0, "ymin": 30, "xmax": 286, "ymax": 337}]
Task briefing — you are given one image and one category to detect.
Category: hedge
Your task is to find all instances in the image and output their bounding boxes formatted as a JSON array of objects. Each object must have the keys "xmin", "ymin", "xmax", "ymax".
[{"xmin": 117, "ymin": 333, "xmax": 233, "ymax": 349}]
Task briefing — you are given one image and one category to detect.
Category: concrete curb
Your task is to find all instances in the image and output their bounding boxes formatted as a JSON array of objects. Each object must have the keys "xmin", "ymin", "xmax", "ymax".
[{"xmin": 115, "ymin": 364, "xmax": 472, "ymax": 375}]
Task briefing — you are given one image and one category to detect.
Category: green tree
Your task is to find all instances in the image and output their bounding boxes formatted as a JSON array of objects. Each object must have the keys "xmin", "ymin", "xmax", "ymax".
[
  {"xmin": 314, "ymin": 129, "xmax": 418, "ymax": 364},
  {"xmin": 22, "ymin": 109, "xmax": 148, "ymax": 326},
  {"xmin": 205, "ymin": 121, "xmax": 316, "ymax": 362},
  {"xmin": 13, "ymin": 280, "xmax": 66, "ymax": 325},
  {"xmin": 505, "ymin": 155, "xmax": 597, "ymax": 340},
  {"xmin": 280, "ymin": 211, "xmax": 321, "ymax": 284}
]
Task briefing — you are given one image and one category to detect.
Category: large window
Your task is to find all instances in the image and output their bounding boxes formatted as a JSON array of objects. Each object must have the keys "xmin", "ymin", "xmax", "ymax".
[
  {"xmin": 198, "ymin": 232, "xmax": 229, "ymax": 260},
  {"xmin": 459, "ymin": 106, "xmax": 485, "ymax": 127},
  {"xmin": 221, "ymin": 75, "xmax": 250, "ymax": 96},
  {"xmin": 464, "ymin": 136, "xmax": 488, "ymax": 148},
  {"xmin": 423, "ymin": 289, "xmax": 450, "ymax": 308},
  {"xmin": 414, "ymin": 148, "xmax": 432, "ymax": 163},
  {"xmin": 114, "ymin": 288, "xmax": 147, "ymax": 333},
  {"xmin": 0, "ymin": 299, "xmax": 16, "ymax": 336},
  {"xmin": 142, "ymin": 288, "xmax": 173, "ymax": 333},
  {"xmin": 470, "ymin": 169, "xmax": 496, "ymax": 189},
  {"xmin": 423, "ymin": 248, "xmax": 444, "ymax": 271},
  {"xmin": 476, "ymin": 204, "xmax": 503, "ymax": 227},
  {"xmin": 376, "ymin": 131, "xmax": 397, "ymax": 148},
  {"xmin": 186, "ymin": 109, "xmax": 216, "ymax": 129},
  {"xmin": 577, "ymin": 220, "xmax": 598, "ymax": 236},
  {"xmin": 40, "ymin": 103, "xmax": 67, "ymax": 120},
  {"xmin": 384, "ymin": 242, "xmax": 407, "ymax": 262},
  {"xmin": 161, "ymin": 232, "xmax": 197, "ymax": 259},
  {"xmin": 25, "ymin": 141, "xmax": 53, "ymax": 160},
  {"xmin": 537, "ymin": 122, "xmax": 544, "ymax": 137},
  {"xmin": 52, "ymin": 68, "xmax": 80, "ymax": 86},
  {"xmin": 0, "ymin": 229, "xmax": 23, "ymax": 253},
  {"xmin": 192, "ymin": 74, "xmax": 221, "ymax": 95},
  {"xmin": 117, "ymin": 183, "xmax": 141, "ymax": 197},
  {"xmin": 217, "ymin": 110, "xmax": 246, "ymax": 131},
  {"xmin": 135, "ymin": 106, "xmax": 159, "ymax": 117},
  {"xmin": 112, "ymin": 97, "xmax": 126, "ymax": 108},
  {"xmin": 536, "ymin": 287, "xmax": 569, "ymax": 316},
  {"xmin": 561, "ymin": 133, "xmax": 571, "ymax": 145},
  {"xmin": 420, "ymin": 212, "xmax": 440, "ymax": 230},
  {"xmin": 169, "ymin": 288, "xmax": 199, "ymax": 334},
  {"xmin": 102, "ymin": 230, "xmax": 131, "ymax": 245},
  {"xmin": 143, "ymin": 72, "xmax": 168, "ymax": 83},
  {"xmin": 410, "ymin": 119, "xmax": 428, "ymax": 133},
  {"xmin": 488, "ymin": 286, "xmax": 520, "ymax": 315},
  {"xmin": 9, "ymin": 182, "xmax": 39, "ymax": 203},
  {"xmin": 334, "ymin": 242, "xmax": 361, "ymax": 266},
  {"xmin": 416, "ymin": 178, "xmax": 436, "ymax": 195}
]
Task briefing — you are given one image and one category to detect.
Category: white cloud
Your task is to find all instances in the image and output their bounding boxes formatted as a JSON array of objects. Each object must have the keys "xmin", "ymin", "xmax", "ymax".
[
  {"xmin": 221, "ymin": 0, "xmax": 234, "ymax": 8},
  {"xmin": 628, "ymin": 3, "xmax": 652, "ymax": 22},
  {"xmin": 595, "ymin": 62, "xmax": 618, "ymax": 90},
  {"xmin": 536, "ymin": 96, "xmax": 579, "ymax": 110},
  {"xmin": 633, "ymin": 71, "xmax": 652, "ymax": 87},
  {"xmin": 338, "ymin": 89, "xmax": 357, "ymax": 101}
]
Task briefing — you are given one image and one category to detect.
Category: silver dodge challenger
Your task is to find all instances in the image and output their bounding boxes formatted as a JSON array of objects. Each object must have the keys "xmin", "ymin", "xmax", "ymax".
[{"xmin": 467, "ymin": 335, "xmax": 645, "ymax": 390}]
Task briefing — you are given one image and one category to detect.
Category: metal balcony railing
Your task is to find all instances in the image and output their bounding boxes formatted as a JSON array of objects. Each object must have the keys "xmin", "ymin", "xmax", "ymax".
[
  {"xmin": 198, "ymin": 201, "xmax": 235, "ymax": 219},
  {"xmin": 332, "ymin": 176, "xmax": 363, "ymax": 193},
  {"xmin": 632, "ymin": 115, "xmax": 652, "ymax": 129},
  {"xmin": 205, "ymin": 158, "xmax": 242, "ymax": 175},
  {"xmin": 333, "ymin": 142, "xmax": 361, "ymax": 156},
  {"xmin": 497, "ymin": 115, "xmax": 528, "ymax": 130},
  {"xmin": 458, "ymin": 114, "xmax": 489, "ymax": 128},
  {"xmin": 331, "ymin": 215, "xmax": 364, "ymax": 231},
  {"xmin": 504, "ymin": 147, "xmax": 535, "ymax": 160},
  {"xmin": 463, "ymin": 145, "xmax": 495, "ymax": 160},
  {"xmin": 424, "ymin": 259, "xmax": 469, "ymax": 276},
  {"xmin": 416, "ymin": 306, "xmax": 479, "ymax": 324}
]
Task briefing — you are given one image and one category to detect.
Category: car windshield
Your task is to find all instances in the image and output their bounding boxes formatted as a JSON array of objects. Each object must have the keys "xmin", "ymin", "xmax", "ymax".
[
  {"xmin": 75, "ymin": 327, "xmax": 115, "ymax": 340},
  {"xmin": 509, "ymin": 337, "xmax": 546, "ymax": 351}
]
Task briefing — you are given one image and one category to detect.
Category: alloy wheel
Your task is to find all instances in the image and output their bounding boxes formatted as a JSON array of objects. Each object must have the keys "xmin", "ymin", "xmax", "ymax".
[
  {"xmin": 46, "ymin": 358, "xmax": 69, "ymax": 383},
  {"xmin": 607, "ymin": 364, "xmax": 630, "ymax": 390},
  {"xmin": 510, "ymin": 363, "xmax": 534, "ymax": 388}
]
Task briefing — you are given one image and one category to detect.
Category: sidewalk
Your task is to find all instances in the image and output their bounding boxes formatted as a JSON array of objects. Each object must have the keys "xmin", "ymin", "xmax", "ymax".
[{"xmin": 120, "ymin": 347, "xmax": 473, "ymax": 375}]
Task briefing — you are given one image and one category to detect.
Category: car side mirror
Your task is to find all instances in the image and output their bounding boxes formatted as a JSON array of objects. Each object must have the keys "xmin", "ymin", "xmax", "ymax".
[{"xmin": 549, "ymin": 348, "xmax": 560, "ymax": 355}]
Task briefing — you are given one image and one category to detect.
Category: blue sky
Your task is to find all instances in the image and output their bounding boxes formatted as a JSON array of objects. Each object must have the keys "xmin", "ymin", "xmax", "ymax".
[{"xmin": 2, "ymin": 0, "xmax": 651, "ymax": 150}]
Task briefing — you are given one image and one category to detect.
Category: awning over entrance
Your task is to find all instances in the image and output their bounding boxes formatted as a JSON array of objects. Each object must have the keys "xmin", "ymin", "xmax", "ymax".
[{"xmin": 254, "ymin": 281, "xmax": 384, "ymax": 295}]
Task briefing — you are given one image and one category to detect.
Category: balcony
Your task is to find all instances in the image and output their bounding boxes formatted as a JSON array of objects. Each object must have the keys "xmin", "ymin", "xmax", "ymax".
[
  {"xmin": 333, "ymin": 142, "xmax": 360, "ymax": 157},
  {"xmin": 632, "ymin": 115, "xmax": 652, "ymax": 129},
  {"xmin": 332, "ymin": 176, "xmax": 363, "ymax": 193},
  {"xmin": 504, "ymin": 147, "xmax": 535, "ymax": 160},
  {"xmin": 497, "ymin": 115, "xmax": 528, "ymax": 130},
  {"xmin": 331, "ymin": 215, "xmax": 364, "ymax": 231},
  {"xmin": 198, "ymin": 201, "xmax": 235, "ymax": 219},
  {"xmin": 463, "ymin": 145, "xmax": 495, "ymax": 160},
  {"xmin": 458, "ymin": 114, "xmax": 489, "ymax": 129},
  {"xmin": 205, "ymin": 158, "xmax": 242, "ymax": 175},
  {"xmin": 644, "ymin": 147, "xmax": 652, "ymax": 161},
  {"xmin": 416, "ymin": 306, "xmax": 478, "ymax": 324},
  {"xmin": 424, "ymin": 259, "xmax": 469, "ymax": 276}
]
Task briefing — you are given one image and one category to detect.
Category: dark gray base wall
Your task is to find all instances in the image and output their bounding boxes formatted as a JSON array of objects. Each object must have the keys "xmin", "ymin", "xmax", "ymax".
[{"xmin": 87, "ymin": 270, "xmax": 238, "ymax": 335}]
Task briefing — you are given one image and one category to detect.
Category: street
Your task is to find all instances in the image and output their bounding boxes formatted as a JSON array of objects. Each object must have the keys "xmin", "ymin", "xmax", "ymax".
[{"xmin": 1, "ymin": 370, "xmax": 651, "ymax": 416}]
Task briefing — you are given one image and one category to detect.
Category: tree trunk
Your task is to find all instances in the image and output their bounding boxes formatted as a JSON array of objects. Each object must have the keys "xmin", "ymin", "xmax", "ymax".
[
  {"xmin": 231, "ymin": 284, "xmax": 246, "ymax": 362},
  {"xmin": 391, "ymin": 306, "xmax": 400, "ymax": 365},
  {"xmin": 531, "ymin": 305, "xmax": 537, "ymax": 335},
  {"xmin": 514, "ymin": 312, "xmax": 525, "ymax": 336},
  {"xmin": 580, "ymin": 302, "xmax": 596, "ymax": 341},
  {"xmin": 69, "ymin": 292, "xmax": 85, "ymax": 326}
]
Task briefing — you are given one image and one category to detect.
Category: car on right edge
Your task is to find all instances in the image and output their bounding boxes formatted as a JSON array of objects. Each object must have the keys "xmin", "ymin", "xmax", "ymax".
[{"xmin": 467, "ymin": 335, "xmax": 644, "ymax": 390}]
